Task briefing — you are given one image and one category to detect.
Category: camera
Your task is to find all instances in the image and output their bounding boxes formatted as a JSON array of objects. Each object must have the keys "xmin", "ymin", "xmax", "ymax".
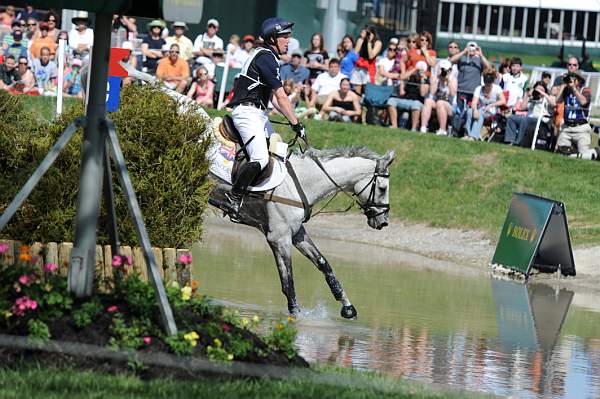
[{"xmin": 563, "ymin": 75, "xmax": 572, "ymax": 84}]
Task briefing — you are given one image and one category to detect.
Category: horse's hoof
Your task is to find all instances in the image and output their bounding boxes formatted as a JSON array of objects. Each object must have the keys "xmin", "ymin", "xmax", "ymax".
[
  {"xmin": 341, "ymin": 304, "xmax": 357, "ymax": 319},
  {"xmin": 289, "ymin": 304, "xmax": 301, "ymax": 316}
]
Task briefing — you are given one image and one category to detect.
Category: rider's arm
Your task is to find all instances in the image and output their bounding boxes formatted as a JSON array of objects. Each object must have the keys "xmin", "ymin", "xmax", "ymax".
[{"xmin": 273, "ymin": 87, "xmax": 298, "ymax": 125}]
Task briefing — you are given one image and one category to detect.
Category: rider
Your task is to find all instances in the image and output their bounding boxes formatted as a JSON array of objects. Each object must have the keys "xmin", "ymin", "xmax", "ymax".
[{"xmin": 224, "ymin": 17, "xmax": 306, "ymax": 219}]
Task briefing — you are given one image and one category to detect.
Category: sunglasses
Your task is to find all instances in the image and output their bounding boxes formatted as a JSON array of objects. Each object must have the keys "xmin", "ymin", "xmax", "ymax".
[
  {"xmin": 387, "ymin": 47, "xmax": 397, "ymax": 52},
  {"xmin": 568, "ymin": 63, "xmax": 578, "ymax": 67},
  {"xmin": 27, "ymin": 23, "xmax": 36, "ymax": 26},
  {"xmin": 19, "ymin": 62, "xmax": 27, "ymax": 65},
  {"xmin": 170, "ymin": 50, "xmax": 179, "ymax": 54},
  {"xmin": 48, "ymin": 19, "xmax": 56, "ymax": 23},
  {"xmin": 208, "ymin": 24, "xmax": 217, "ymax": 28},
  {"xmin": 420, "ymin": 38, "xmax": 428, "ymax": 41}
]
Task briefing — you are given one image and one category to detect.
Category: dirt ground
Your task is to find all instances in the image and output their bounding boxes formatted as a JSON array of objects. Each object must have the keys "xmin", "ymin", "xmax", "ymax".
[{"xmin": 206, "ymin": 212, "xmax": 600, "ymax": 309}]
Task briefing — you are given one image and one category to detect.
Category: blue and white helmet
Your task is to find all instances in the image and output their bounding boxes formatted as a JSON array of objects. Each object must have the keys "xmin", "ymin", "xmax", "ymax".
[{"xmin": 260, "ymin": 17, "xmax": 294, "ymax": 40}]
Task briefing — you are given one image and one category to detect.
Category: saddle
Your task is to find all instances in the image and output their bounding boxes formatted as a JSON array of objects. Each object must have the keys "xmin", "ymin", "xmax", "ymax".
[{"xmin": 216, "ymin": 115, "xmax": 284, "ymax": 187}]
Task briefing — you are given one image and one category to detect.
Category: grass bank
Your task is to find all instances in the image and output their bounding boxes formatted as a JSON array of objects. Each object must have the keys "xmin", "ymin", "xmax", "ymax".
[
  {"xmin": 282, "ymin": 116, "xmax": 600, "ymax": 245},
  {"xmin": 0, "ymin": 366, "xmax": 487, "ymax": 399},
  {"xmin": 23, "ymin": 96, "xmax": 600, "ymax": 244}
]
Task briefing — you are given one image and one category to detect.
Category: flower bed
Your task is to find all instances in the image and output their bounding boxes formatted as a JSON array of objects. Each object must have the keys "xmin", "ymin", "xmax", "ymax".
[{"xmin": 0, "ymin": 244, "xmax": 307, "ymax": 374}]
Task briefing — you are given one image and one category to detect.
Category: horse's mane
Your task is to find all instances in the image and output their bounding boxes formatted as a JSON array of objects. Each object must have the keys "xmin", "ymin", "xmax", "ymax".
[{"xmin": 299, "ymin": 146, "xmax": 385, "ymax": 161}]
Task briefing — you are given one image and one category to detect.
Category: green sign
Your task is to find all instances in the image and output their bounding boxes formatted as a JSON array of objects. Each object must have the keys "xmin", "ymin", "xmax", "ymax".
[{"xmin": 492, "ymin": 193, "xmax": 575, "ymax": 277}]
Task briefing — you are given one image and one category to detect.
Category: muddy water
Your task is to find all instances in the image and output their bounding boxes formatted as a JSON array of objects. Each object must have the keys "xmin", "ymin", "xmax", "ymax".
[{"xmin": 193, "ymin": 221, "xmax": 600, "ymax": 399}]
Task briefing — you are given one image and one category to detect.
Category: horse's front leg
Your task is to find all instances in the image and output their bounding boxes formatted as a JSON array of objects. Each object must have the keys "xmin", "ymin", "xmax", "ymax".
[
  {"xmin": 267, "ymin": 236, "xmax": 300, "ymax": 315},
  {"xmin": 292, "ymin": 226, "xmax": 357, "ymax": 319}
]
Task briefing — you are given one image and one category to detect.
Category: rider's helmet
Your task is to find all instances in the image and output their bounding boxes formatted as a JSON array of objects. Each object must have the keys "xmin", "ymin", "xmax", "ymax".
[{"xmin": 260, "ymin": 17, "xmax": 294, "ymax": 54}]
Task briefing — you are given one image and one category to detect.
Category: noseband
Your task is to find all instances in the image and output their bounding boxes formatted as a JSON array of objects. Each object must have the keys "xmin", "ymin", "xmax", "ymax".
[
  {"xmin": 309, "ymin": 156, "xmax": 390, "ymax": 218},
  {"xmin": 355, "ymin": 159, "xmax": 390, "ymax": 218}
]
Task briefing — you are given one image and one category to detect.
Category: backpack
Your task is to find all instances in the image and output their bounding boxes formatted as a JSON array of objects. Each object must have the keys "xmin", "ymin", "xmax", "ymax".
[{"xmin": 363, "ymin": 83, "xmax": 393, "ymax": 108}]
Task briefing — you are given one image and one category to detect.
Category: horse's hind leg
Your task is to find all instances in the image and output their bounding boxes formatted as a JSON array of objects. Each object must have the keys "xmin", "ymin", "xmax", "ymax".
[
  {"xmin": 267, "ymin": 236, "xmax": 300, "ymax": 315},
  {"xmin": 292, "ymin": 226, "xmax": 357, "ymax": 319}
]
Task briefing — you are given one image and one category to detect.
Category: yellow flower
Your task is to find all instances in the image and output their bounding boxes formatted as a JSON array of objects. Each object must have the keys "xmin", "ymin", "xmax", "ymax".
[
  {"xmin": 213, "ymin": 338, "xmax": 222, "ymax": 348},
  {"xmin": 241, "ymin": 318, "xmax": 249, "ymax": 327},
  {"xmin": 252, "ymin": 315, "xmax": 260, "ymax": 323},
  {"xmin": 275, "ymin": 323, "xmax": 284, "ymax": 330},
  {"xmin": 227, "ymin": 354, "xmax": 234, "ymax": 361},
  {"xmin": 181, "ymin": 286, "xmax": 192, "ymax": 301},
  {"xmin": 191, "ymin": 340, "xmax": 197, "ymax": 347},
  {"xmin": 287, "ymin": 315, "xmax": 296, "ymax": 323},
  {"xmin": 169, "ymin": 281, "xmax": 180, "ymax": 289},
  {"xmin": 2, "ymin": 311, "xmax": 12, "ymax": 320},
  {"xmin": 190, "ymin": 331, "xmax": 199, "ymax": 340}
]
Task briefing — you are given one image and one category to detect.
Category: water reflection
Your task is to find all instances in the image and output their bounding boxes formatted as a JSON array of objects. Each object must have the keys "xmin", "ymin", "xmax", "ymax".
[{"xmin": 195, "ymin": 221, "xmax": 600, "ymax": 399}]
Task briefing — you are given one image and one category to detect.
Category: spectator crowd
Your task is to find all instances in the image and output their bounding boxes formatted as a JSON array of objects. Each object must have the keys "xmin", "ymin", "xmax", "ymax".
[{"xmin": 1, "ymin": 4, "xmax": 598, "ymax": 161}]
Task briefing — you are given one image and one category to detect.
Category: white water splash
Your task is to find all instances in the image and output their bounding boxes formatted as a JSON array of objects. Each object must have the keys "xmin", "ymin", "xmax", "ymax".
[{"xmin": 295, "ymin": 302, "xmax": 331, "ymax": 321}]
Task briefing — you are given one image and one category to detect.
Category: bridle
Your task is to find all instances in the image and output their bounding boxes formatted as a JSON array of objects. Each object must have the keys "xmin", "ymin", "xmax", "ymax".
[{"xmin": 309, "ymin": 155, "xmax": 390, "ymax": 218}]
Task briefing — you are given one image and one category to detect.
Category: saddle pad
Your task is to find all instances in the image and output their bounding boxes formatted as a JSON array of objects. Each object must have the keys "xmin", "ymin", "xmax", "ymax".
[{"xmin": 207, "ymin": 119, "xmax": 287, "ymax": 191}]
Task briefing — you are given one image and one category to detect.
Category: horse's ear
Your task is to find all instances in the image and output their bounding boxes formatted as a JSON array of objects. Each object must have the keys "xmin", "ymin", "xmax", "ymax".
[{"xmin": 385, "ymin": 150, "xmax": 396, "ymax": 166}]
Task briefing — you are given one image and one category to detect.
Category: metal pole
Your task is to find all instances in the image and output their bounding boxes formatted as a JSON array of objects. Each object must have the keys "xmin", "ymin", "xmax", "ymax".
[
  {"xmin": 216, "ymin": 53, "xmax": 230, "ymax": 110},
  {"xmin": 68, "ymin": 13, "xmax": 113, "ymax": 298},
  {"xmin": 56, "ymin": 39, "xmax": 65, "ymax": 116}
]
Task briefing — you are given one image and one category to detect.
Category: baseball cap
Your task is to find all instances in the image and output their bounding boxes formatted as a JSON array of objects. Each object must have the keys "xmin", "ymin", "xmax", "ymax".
[
  {"xmin": 207, "ymin": 18, "xmax": 219, "ymax": 28},
  {"xmin": 467, "ymin": 41, "xmax": 477, "ymax": 48},
  {"xmin": 72, "ymin": 58, "xmax": 83, "ymax": 67},
  {"xmin": 389, "ymin": 37, "xmax": 399, "ymax": 45},
  {"xmin": 291, "ymin": 49, "xmax": 303, "ymax": 57},
  {"xmin": 243, "ymin": 34, "xmax": 255, "ymax": 42},
  {"xmin": 438, "ymin": 59, "xmax": 452, "ymax": 71},
  {"xmin": 172, "ymin": 21, "xmax": 188, "ymax": 30}
]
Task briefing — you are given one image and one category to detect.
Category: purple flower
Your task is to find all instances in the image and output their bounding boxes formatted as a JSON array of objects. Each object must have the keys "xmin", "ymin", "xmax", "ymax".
[{"xmin": 0, "ymin": 243, "xmax": 9, "ymax": 253}]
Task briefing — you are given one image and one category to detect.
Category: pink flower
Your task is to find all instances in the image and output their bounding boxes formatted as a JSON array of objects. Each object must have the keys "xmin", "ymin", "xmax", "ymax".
[
  {"xmin": 143, "ymin": 336, "xmax": 152, "ymax": 345},
  {"xmin": 0, "ymin": 243, "xmax": 9, "ymax": 253},
  {"xmin": 43, "ymin": 263, "xmax": 58, "ymax": 273},
  {"xmin": 18, "ymin": 275, "xmax": 30, "ymax": 285},
  {"xmin": 178, "ymin": 253, "xmax": 192, "ymax": 265},
  {"xmin": 222, "ymin": 323, "xmax": 232, "ymax": 333},
  {"xmin": 106, "ymin": 305, "xmax": 118, "ymax": 313},
  {"xmin": 12, "ymin": 296, "xmax": 37, "ymax": 316},
  {"xmin": 125, "ymin": 256, "xmax": 132, "ymax": 266},
  {"xmin": 112, "ymin": 255, "xmax": 123, "ymax": 268}
]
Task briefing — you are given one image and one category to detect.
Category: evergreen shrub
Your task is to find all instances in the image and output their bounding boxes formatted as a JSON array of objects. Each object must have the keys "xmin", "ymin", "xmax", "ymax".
[{"xmin": 0, "ymin": 85, "xmax": 212, "ymax": 247}]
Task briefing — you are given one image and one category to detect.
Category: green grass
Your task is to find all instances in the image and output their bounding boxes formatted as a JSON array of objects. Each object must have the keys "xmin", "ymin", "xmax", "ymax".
[
  {"xmin": 23, "ymin": 98, "xmax": 600, "ymax": 245},
  {"xmin": 290, "ymin": 117, "xmax": 600, "ymax": 245},
  {"xmin": 19, "ymin": 95, "xmax": 79, "ymax": 123},
  {"xmin": 0, "ymin": 365, "xmax": 488, "ymax": 399}
]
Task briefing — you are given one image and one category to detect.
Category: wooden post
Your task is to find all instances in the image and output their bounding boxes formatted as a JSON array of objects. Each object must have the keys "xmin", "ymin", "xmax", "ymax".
[
  {"xmin": 58, "ymin": 242, "xmax": 73, "ymax": 276},
  {"xmin": 176, "ymin": 249, "xmax": 191, "ymax": 287},
  {"xmin": 133, "ymin": 247, "xmax": 148, "ymax": 282},
  {"xmin": 152, "ymin": 247, "xmax": 164, "ymax": 280},
  {"xmin": 163, "ymin": 248, "xmax": 176, "ymax": 285},
  {"xmin": 0, "ymin": 240, "xmax": 15, "ymax": 266},
  {"xmin": 30, "ymin": 242, "xmax": 45, "ymax": 271},
  {"xmin": 103, "ymin": 245, "xmax": 114, "ymax": 291},
  {"xmin": 46, "ymin": 242, "xmax": 58, "ymax": 267},
  {"xmin": 95, "ymin": 245, "xmax": 104, "ymax": 285},
  {"xmin": 120, "ymin": 245, "xmax": 132, "ymax": 271}
]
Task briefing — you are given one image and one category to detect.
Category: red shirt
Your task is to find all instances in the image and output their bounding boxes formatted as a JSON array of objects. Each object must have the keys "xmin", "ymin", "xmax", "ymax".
[{"xmin": 405, "ymin": 48, "xmax": 437, "ymax": 70}]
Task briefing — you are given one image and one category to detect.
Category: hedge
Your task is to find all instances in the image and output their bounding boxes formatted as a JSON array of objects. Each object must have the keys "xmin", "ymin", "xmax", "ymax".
[{"xmin": 0, "ymin": 85, "xmax": 213, "ymax": 248}]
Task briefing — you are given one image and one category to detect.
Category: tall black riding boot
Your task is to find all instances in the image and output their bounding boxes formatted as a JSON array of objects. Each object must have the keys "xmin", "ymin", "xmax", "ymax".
[{"xmin": 224, "ymin": 161, "xmax": 262, "ymax": 221}]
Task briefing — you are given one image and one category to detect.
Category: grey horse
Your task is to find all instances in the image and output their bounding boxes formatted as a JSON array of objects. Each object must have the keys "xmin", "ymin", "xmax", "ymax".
[
  {"xmin": 210, "ymin": 147, "xmax": 395, "ymax": 319},
  {"xmin": 118, "ymin": 63, "xmax": 394, "ymax": 319}
]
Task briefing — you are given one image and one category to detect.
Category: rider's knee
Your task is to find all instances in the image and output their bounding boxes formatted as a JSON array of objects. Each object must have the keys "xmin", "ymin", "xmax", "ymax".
[{"xmin": 252, "ymin": 156, "xmax": 269, "ymax": 170}]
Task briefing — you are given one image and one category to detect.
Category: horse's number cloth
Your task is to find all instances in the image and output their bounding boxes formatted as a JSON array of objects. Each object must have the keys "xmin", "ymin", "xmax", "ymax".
[{"xmin": 207, "ymin": 141, "xmax": 287, "ymax": 192}]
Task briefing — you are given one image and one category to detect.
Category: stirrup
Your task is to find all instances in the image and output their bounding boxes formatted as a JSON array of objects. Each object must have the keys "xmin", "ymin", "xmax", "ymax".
[{"xmin": 223, "ymin": 192, "xmax": 244, "ymax": 223}]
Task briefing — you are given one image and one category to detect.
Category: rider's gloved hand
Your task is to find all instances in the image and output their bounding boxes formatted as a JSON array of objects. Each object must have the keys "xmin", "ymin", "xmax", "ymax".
[{"xmin": 291, "ymin": 122, "xmax": 306, "ymax": 139}]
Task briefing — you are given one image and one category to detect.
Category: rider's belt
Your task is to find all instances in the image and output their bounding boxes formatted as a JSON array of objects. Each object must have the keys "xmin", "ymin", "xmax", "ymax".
[
  {"xmin": 564, "ymin": 120, "xmax": 587, "ymax": 127},
  {"xmin": 237, "ymin": 101, "xmax": 266, "ymax": 110}
]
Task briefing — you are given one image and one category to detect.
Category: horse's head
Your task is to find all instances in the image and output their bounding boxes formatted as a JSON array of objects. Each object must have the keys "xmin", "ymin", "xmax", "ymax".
[{"xmin": 354, "ymin": 150, "xmax": 395, "ymax": 230}]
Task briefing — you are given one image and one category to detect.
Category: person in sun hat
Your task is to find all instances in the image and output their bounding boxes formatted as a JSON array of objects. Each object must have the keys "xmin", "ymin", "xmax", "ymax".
[
  {"xmin": 68, "ymin": 11, "xmax": 94, "ymax": 56},
  {"xmin": 166, "ymin": 21, "xmax": 193, "ymax": 61},
  {"xmin": 141, "ymin": 19, "xmax": 166, "ymax": 74}
]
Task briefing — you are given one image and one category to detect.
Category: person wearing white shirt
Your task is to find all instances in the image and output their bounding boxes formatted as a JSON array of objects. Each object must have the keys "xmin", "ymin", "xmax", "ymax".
[
  {"xmin": 226, "ymin": 34, "xmax": 252, "ymax": 69},
  {"xmin": 193, "ymin": 18, "xmax": 224, "ymax": 65},
  {"xmin": 308, "ymin": 58, "xmax": 346, "ymax": 109},
  {"xmin": 502, "ymin": 57, "xmax": 528, "ymax": 109},
  {"xmin": 68, "ymin": 12, "xmax": 94, "ymax": 56},
  {"xmin": 376, "ymin": 45, "xmax": 398, "ymax": 86}
]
